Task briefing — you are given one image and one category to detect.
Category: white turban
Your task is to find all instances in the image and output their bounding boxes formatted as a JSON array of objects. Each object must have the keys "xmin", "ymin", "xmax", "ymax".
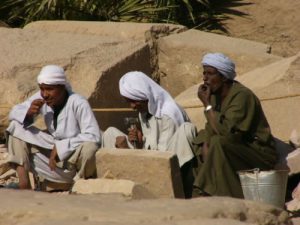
[
  {"xmin": 37, "ymin": 65, "xmax": 72, "ymax": 91},
  {"xmin": 201, "ymin": 53, "xmax": 236, "ymax": 80},
  {"xmin": 119, "ymin": 71, "xmax": 186, "ymax": 127}
]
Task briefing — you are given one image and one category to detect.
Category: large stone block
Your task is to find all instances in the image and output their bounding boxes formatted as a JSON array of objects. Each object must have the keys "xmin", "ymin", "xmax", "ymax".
[
  {"xmin": 176, "ymin": 54, "xmax": 300, "ymax": 142},
  {"xmin": 287, "ymin": 149, "xmax": 300, "ymax": 175},
  {"xmin": 25, "ymin": 21, "xmax": 186, "ymax": 41},
  {"xmin": 158, "ymin": 29, "xmax": 281, "ymax": 97},
  {"xmin": 0, "ymin": 25, "xmax": 151, "ymax": 134},
  {"xmin": 71, "ymin": 178, "xmax": 154, "ymax": 199},
  {"xmin": 96, "ymin": 149, "xmax": 184, "ymax": 198}
]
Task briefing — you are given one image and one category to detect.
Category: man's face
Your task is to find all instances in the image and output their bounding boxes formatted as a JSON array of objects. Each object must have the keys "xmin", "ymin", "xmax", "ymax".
[
  {"xmin": 124, "ymin": 97, "xmax": 148, "ymax": 113},
  {"xmin": 202, "ymin": 65, "xmax": 225, "ymax": 93},
  {"xmin": 39, "ymin": 83, "xmax": 67, "ymax": 108}
]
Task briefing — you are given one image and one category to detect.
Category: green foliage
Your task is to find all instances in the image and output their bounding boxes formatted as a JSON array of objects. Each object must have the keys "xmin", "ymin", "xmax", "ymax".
[{"xmin": 0, "ymin": 0, "xmax": 248, "ymax": 32}]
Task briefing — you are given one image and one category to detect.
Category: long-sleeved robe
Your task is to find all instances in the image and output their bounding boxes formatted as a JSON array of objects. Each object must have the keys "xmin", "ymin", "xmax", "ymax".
[
  {"xmin": 6, "ymin": 91, "xmax": 101, "ymax": 182},
  {"xmin": 193, "ymin": 81, "xmax": 278, "ymax": 198},
  {"xmin": 102, "ymin": 113, "xmax": 196, "ymax": 168}
]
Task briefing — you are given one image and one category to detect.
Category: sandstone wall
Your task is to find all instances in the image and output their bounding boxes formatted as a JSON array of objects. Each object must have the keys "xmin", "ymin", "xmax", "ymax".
[
  {"xmin": 0, "ymin": 21, "xmax": 186, "ymax": 135},
  {"xmin": 158, "ymin": 29, "xmax": 282, "ymax": 97},
  {"xmin": 176, "ymin": 53, "xmax": 300, "ymax": 142}
]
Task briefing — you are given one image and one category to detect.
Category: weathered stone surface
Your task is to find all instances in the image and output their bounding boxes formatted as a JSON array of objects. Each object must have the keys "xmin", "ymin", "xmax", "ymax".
[
  {"xmin": 0, "ymin": 21, "xmax": 189, "ymax": 136},
  {"xmin": 25, "ymin": 21, "xmax": 186, "ymax": 41},
  {"xmin": 286, "ymin": 198, "xmax": 300, "ymax": 212},
  {"xmin": 290, "ymin": 129, "xmax": 300, "ymax": 148},
  {"xmin": 0, "ymin": 189, "xmax": 290, "ymax": 225},
  {"xmin": 292, "ymin": 218, "xmax": 300, "ymax": 225},
  {"xmin": 96, "ymin": 149, "xmax": 184, "ymax": 198},
  {"xmin": 286, "ymin": 149, "xmax": 300, "ymax": 175},
  {"xmin": 0, "ymin": 26, "xmax": 151, "ymax": 133},
  {"xmin": 72, "ymin": 178, "xmax": 154, "ymax": 199},
  {"xmin": 176, "ymin": 53, "xmax": 300, "ymax": 142},
  {"xmin": 158, "ymin": 29, "xmax": 281, "ymax": 97}
]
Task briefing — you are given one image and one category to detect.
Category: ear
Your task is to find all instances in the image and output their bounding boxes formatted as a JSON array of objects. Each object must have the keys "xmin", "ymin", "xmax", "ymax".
[{"xmin": 221, "ymin": 76, "xmax": 228, "ymax": 83}]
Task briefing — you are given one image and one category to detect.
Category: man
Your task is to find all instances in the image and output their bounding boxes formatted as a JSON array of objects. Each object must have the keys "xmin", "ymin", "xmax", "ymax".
[
  {"xmin": 6, "ymin": 65, "xmax": 101, "ymax": 190},
  {"xmin": 193, "ymin": 53, "xmax": 278, "ymax": 198},
  {"xmin": 102, "ymin": 71, "xmax": 196, "ymax": 197}
]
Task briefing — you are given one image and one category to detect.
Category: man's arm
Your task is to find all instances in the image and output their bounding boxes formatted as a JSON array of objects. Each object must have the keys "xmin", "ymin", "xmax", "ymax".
[
  {"xmin": 55, "ymin": 97, "xmax": 101, "ymax": 161},
  {"xmin": 9, "ymin": 92, "xmax": 44, "ymax": 126},
  {"xmin": 198, "ymin": 84, "xmax": 220, "ymax": 135}
]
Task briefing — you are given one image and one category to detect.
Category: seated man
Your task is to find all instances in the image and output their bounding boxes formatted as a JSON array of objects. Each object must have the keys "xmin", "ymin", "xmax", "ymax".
[
  {"xmin": 6, "ymin": 65, "xmax": 101, "ymax": 190},
  {"xmin": 193, "ymin": 53, "xmax": 278, "ymax": 198},
  {"xmin": 102, "ymin": 71, "xmax": 196, "ymax": 197}
]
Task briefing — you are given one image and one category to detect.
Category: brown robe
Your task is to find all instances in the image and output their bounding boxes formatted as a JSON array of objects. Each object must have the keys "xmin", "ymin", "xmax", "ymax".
[{"xmin": 193, "ymin": 81, "xmax": 278, "ymax": 198}]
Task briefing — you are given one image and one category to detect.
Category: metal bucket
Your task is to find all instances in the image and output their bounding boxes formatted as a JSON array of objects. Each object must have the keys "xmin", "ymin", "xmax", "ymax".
[{"xmin": 238, "ymin": 169, "xmax": 288, "ymax": 208}]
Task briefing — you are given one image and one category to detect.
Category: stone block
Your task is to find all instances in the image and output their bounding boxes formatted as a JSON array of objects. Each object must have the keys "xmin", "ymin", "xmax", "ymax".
[
  {"xmin": 72, "ymin": 178, "xmax": 154, "ymax": 199},
  {"xmin": 292, "ymin": 218, "xmax": 300, "ymax": 225},
  {"xmin": 286, "ymin": 198, "xmax": 300, "ymax": 212},
  {"xmin": 96, "ymin": 149, "xmax": 184, "ymax": 198},
  {"xmin": 25, "ymin": 21, "xmax": 186, "ymax": 41},
  {"xmin": 0, "ymin": 25, "xmax": 152, "ymax": 133},
  {"xmin": 176, "ymin": 54, "xmax": 300, "ymax": 142},
  {"xmin": 158, "ymin": 29, "xmax": 281, "ymax": 96},
  {"xmin": 287, "ymin": 149, "xmax": 300, "ymax": 175},
  {"xmin": 0, "ymin": 160, "xmax": 10, "ymax": 176}
]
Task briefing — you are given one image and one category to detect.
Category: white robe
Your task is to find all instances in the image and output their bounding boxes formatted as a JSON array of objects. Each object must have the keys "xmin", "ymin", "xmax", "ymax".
[
  {"xmin": 102, "ymin": 114, "xmax": 196, "ymax": 167},
  {"xmin": 7, "ymin": 91, "xmax": 101, "ymax": 161}
]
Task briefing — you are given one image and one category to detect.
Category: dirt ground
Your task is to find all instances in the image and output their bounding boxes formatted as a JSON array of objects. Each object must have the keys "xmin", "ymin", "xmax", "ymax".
[{"xmin": 224, "ymin": 0, "xmax": 300, "ymax": 57}]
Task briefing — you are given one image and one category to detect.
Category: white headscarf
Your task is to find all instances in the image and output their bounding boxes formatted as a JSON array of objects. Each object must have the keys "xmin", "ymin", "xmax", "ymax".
[
  {"xmin": 119, "ymin": 71, "xmax": 186, "ymax": 127},
  {"xmin": 201, "ymin": 53, "xmax": 236, "ymax": 80},
  {"xmin": 37, "ymin": 65, "xmax": 72, "ymax": 92}
]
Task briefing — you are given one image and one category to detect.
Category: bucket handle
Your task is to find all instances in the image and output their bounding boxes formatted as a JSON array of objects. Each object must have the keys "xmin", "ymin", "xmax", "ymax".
[{"xmin": 254, "ymin": 168, "xmax": 261, "ymax": 201}]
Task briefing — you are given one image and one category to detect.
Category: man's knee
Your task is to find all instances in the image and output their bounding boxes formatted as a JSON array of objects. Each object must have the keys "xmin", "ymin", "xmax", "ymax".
[
  {"xmin": 181, "ymin": 122, "xmax": 197, "ymax": 139},
  {"xmin": 209, "ymin": 135, "xmax": 234, "ymax": 155},
  {"xmin": 80, "ymin": 142, "xmax": 99, "ymax": 159},
  {"xmin": 209, "ymin": 135, "xmax": 227, "ymax": 148}
]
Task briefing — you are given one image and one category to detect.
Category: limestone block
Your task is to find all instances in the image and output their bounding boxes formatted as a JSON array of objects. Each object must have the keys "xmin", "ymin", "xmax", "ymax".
[
  {"xmin": 286, "ymin": 198, "xmax": 300, "ymax": 212},
  {"xmin": 292, "ymin": 218, "xmax": 300, "ymax": 225},
  {"xmin": 158, "ymin": 29, "xmax": 281, "ymax": 96},
  {"xmin": 72, "ymin": 178, "xmax": 154, "ymax": 199},
  {"xmin": 25, "ymin": 21, "xmax": 186, "ymax": 41},
  {"xmin": 291, "ymin": 217, "xmax": 300, "ymax": 225},
  {"xmin": 96, "ymin": 149, "xmax": 184, "ymax": 198},
  {"xmin": 291, "ymin": 181, "xmax": 300, "ymax": 200},
  {"xmin": 287, "ymin": 149, "xmax": 300, "ymax": 175},
  {"xmin": 290, "ymin": 129, "xmax": 300, "ymax": 148},
  {"xmin": 176, "ymin": 54, "xmax": 300, "ymax": 142},
  {"xmin": 0, "ymin": 25, "xmax": 152, "ymax": 133}
]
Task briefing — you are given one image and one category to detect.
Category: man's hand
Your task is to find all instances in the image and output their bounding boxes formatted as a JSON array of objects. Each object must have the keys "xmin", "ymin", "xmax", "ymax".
[
  {"xmin": 115, "ymin": 136, "xmax": 129, "ymax": 148},
  {"xmin": 27, "ymin": 99, "xmax": 45, "ymax": 118},
  {"xmin": 201, "ymin": 142, "xmax": 209, "ymax": 162},
  {"xmin": 49, "ymin": 145, "xmax": 59, "ymax": 171},
  {"xmin": 198, "ymin": 84, "xmax": 211, "ymax": 106},
  {"xmin": 128, "ymin": 127, "xmax": 143, "ymax": 149}
]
